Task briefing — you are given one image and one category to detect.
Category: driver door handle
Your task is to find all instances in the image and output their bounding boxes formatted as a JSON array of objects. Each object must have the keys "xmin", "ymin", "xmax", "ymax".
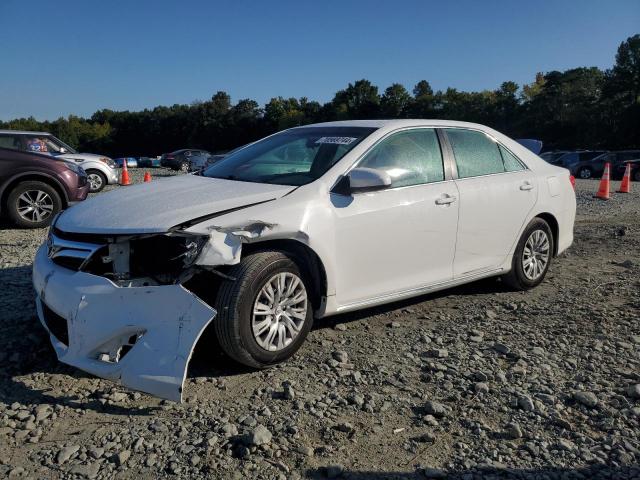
[
  {"xmin": 520, "ymin": 182, "xmax": 534, "ymax": 191},
  {"xmin": 435, "ymin": 194, "xmax": 457, "ymax": 205}
]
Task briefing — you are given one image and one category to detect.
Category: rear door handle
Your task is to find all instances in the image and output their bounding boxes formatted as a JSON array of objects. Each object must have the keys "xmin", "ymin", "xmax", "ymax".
[
  {"xmin": 520, "ymin": 182, "xmax": 534, "ymax": 191},
  {"xmin": 435, "ymin": 194, "xmax": 457, "ymax": 205}
]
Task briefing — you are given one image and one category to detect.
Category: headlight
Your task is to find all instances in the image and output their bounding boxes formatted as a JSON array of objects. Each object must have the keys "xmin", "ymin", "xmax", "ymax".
[{"xmin": 63, "ymin": 161, "xmax": 84, "ymax": 175}]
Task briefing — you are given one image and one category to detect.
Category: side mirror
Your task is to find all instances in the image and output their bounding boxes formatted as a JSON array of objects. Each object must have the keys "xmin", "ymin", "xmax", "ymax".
[
  {"xmin": 333, "ymin": 167, "xmax": 392, "ymax": 195},
  {"xmin": 59, "ymin": 147, "xmax": 67, "ymax": 153}
]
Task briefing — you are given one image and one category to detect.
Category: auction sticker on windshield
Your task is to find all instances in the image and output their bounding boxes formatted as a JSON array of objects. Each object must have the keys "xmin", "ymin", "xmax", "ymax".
[{"xmin": 315, "ymin": 136, "xmax": 357, "ymax": 145}]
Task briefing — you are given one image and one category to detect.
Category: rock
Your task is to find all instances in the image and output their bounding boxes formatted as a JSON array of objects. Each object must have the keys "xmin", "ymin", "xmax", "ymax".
[
  {"xmin": 474, "ymin": 382, "xmax": 489, "ymax": 394},
  {"xmin": 221, "ymin": 423, "xmax": 238, "ymax": 437},
  {"xmin": 574, "ymin": 391, "xmax": 598, "ymax": 408},
  {"xmin": 517, "ymin": 395, "xmax": 535, "ymax": 412},
  {"xmin": 325, "ymin": 464, "xmax": 344, "ymax": 478},
  {"xmin": 424, "ymin": 401, "xmax": 447, "ymax": 417},
  {"xmin": 283, "ymin": 382, "xmax": 295, "ymax": 400},
  {"xmin": 69, "ymin": 462, "xmax": 100, "ymax": 479},
  {"xmin": 388, "ymin": 321, "xmax": 401, "ymax": 328},
  {"xmin": 427, "ymin": 348, "xmax": 448, "ymax": 358},
  {"xmin": 335, "ymin": 421, "xmax": 355, "ymax": 433},
  {"xmin": 114, "ymin": 449, "xmax": 131, "ymax": 466},
  {"xmin": 334, "ymin": 324, "xmax": 347, "ymax": 331},
  {"xmin": 505, "ymin": 422, "xmax": 523, "ymax": 439},
  {"xmin": 56, "ymin": 445, "xmax": 80, "ymax": 464},
  {"xmin": 109, "ymin": 392, "xmax": 128, "ymax": 402},
  {"xmin": 493, "ymin": 343, "xmax": 510, "ymax": 354},
  {"xmin": 296, "ymin": 445, "xmax": 314, "ymax": 456},
  {"xmin": 626, "ymin": 384, "xmax": 640, "ymax": 399},
  {"xmin": 244, "ymin": 424, "xmax": 272, "ymax": 446},
  {"xmin": 422, "ymin": 467, "xmax": 447, "ymax": 478},
  {"xmin": 87, "ymin": 447, "xmax": 104, "ymax": 459},
  {"xmin": 332, "ymin": 350, "xmax": 349, "ymax": 363}
]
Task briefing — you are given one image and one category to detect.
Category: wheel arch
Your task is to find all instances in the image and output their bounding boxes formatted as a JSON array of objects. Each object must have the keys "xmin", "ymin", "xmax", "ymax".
[
  {"xmin": 241, "ymin": 239, "xmax": 328, "ymax": 310},
  {"xmin": 534, "ymin": 212, "xmax": 559, "ymax": 257},
  {"xmin": 0, "ymin": 173, "xmax": 69, "ymax": 214}
]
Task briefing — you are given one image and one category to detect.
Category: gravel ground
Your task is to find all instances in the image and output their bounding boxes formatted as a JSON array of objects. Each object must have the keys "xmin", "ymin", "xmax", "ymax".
[{"xmin": 0, "ymin": 169, "xmax": 639, "ymax": 479}]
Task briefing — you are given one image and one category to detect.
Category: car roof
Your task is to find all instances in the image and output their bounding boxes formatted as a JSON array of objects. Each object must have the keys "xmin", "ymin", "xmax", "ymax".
[
  {"xmin": 0, "ymin": 129, "xmax": 51, "ymax": 135},
  {"xmin": 295, "ymin": 119, "xmax": 495, "ymax": 130}
]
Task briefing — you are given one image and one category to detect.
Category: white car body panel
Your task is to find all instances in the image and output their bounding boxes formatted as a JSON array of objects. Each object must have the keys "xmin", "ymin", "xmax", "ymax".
[{"xmin": 33, "ymin": 119, "xmax": 576, "ymax": 401}]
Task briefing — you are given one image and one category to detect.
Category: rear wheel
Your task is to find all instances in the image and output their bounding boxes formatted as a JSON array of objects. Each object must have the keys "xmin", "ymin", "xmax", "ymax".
[
  {"xmin": 6, "ymin": 181, "xmax": 62, "ymax": 228},
  {"xmin": 86, "ymin": 170, "xmax": 107, "ymax": 193},
  {"xmin": 502, "ymin": 218, "xmax": 553, "ymax": 290},
  {"xmin": 577, "ymin": 166, "xmax": 592, "ymax": 179},
  {"xmin": 214, "ymin": 251, "xmax": 313, "ymax": 368}
]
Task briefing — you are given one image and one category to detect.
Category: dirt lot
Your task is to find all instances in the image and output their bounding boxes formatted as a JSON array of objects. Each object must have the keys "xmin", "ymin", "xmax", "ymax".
[{"xmin": 0, "ymin": 170, "xmax": 638, "ymax": 480}]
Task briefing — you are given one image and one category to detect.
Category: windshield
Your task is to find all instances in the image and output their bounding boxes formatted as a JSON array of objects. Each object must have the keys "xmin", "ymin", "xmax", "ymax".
[{"xmin": 202, "ymin": 127, "xmax": 377, "ymax": 186}]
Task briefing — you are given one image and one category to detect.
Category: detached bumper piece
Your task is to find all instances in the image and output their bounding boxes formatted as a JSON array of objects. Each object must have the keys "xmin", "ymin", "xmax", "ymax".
[{"xmin": 32, "ymin": 245, "xmax": 216, "ymax": 402}]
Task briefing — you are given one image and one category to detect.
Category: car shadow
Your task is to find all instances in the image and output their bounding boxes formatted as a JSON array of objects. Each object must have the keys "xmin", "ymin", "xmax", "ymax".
[
  {"xmin": 314, "ymin": 276, "xmax": 510, "ymax": 330},
  {"xmin": 0, "ymin": 260, "xmax": 507, "ymax": 414},
  {"xmin": 304, "ymin": 465, "xmax": 638, "ymax": 479}
]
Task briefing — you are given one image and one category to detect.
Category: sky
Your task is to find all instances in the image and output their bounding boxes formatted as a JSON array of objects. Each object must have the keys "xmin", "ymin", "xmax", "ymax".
[{"xmin": 1, "ymin": 0, "xmax": 638, "ymax": 121}]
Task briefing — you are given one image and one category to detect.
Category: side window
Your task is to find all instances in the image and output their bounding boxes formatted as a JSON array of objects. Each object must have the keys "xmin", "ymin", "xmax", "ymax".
[
  {"xmin": 498, "ymin": 145, "xmax": 525, "ymax": 172},
  {"xmin": 358, "ymin": 129, "xmax": 444, "ymax": 187},
  {"xmin": 445, "ymin": 129, "xmax": 505, "ymax": 178},
  {"xmin": 0, "ymin": 135, "xmax": 21, "ymax": 150}
]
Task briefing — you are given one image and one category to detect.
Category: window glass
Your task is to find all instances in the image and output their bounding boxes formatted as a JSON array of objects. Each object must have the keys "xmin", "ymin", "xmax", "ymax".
[
  {"xmin": 357, "ymin": 129, "xmax": 444, "ymax": 187},
  {"xmin": 446, "ymin": 129, "xmax": 504, "ymax": 178},
  {"xmin": 0, "ymin": 135, "xmax": 21, "ymax": 150},
  {"xmin": 499, "ymin": 145, "xmax": 525, "ymax": 172},
  {"xmin": 203, "ymin": 126, "xmax": 375, "ymax": 186}
]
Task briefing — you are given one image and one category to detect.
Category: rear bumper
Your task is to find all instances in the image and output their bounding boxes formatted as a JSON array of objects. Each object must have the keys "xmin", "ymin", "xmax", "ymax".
[{"xmin": 32, "ymin": 245, "xmax": 216, "ymax": 401}]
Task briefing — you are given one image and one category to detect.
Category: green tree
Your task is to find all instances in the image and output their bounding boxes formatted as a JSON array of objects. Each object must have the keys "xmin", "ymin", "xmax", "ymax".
[{"xmin": 380, "ymin": 83, "xmax": 412, "ymax": 118}]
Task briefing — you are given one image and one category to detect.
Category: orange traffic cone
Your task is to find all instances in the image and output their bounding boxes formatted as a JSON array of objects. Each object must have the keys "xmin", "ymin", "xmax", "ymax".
[
  {"xmin": 143, "ymin": 171, "xmax": 152, "ymax": 182},
  {"xmin": 594, "ymin": 162, "xmax": 610, "ymax": 200},
  {"xmin": 618, "ymin": 162, "xmax": 631, "ymax": 193},
  {"xmin": 120, "ymin": 160, "xmax": 131, "ymax": 186}
]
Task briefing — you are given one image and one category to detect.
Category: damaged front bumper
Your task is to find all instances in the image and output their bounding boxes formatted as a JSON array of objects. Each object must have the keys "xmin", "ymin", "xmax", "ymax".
[{"xmin": 32, "ymin": 245, "xmax": 216, "ymax": 402}]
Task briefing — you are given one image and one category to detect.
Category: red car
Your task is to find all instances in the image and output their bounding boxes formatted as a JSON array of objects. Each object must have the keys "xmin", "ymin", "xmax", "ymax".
[{"xmin": 0, "ymin": 147, "xmax": 89, "ymax": 228}]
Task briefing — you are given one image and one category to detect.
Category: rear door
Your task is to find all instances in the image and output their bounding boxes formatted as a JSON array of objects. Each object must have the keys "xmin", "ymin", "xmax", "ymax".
[{"xmin": 443, "ymin": 128, "xmax": 537, "ymax": 278}]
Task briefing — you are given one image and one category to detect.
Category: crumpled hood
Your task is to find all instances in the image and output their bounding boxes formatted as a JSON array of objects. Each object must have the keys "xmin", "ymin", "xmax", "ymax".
[{"xmin": 56, "ymin": 174, "xmax": 295, "ymax": 234}]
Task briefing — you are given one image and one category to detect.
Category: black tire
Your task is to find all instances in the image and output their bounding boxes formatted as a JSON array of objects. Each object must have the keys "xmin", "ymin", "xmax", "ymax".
[
  {"xmin": 214, "ymin": 251, "xmax": 314, "ymax": 368},
  {"xmin": 179, "ymin": 161, "xmax": 190, "ymax": 172},
  {"xmin": 6, "ymin": 181, "xmax": 62, "ymax": 228},
  {"xmin": 577, "ymin": 166, "xmax": 592, "ymax": 179},
  {"xmin": 86, "ymin": 169, "xmax": 107, "ymax": 193},
  {"xmin": 502, "ymin": 218, "xmax": 554, "ymax": 291}
]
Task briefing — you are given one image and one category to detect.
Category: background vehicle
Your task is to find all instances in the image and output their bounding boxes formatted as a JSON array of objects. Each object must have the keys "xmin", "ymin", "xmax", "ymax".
[
  {"xmin": 0, "ymin": 130, "xmax": 117, "ymax": 193},
  {"xmin": 137, "ymin": 156, "xmax": 162, "ymax": 168},
  {"xmin": 540, "ymin": 151, "xmax": 570, "ymax": 164},
  {"xmin": 547, "ymin": 150, "xmax": 607, "ymax": 178},
  {"xmin": 615, "ymin": 158, "xmax": 640, "ymax": 181},
  {"xmin": 595, "ymin": 150, "xmax": 640, "ymax": 179},
  {"xmin": 114, "ymin": 157, "xmax": 138, "ymax": 168},
  {"xmin": 160, "ymin": 149, "xmax": 212, "ymax": 171},
  {"xmin": 0, "ymin": 147, "xmax": 88, "ymax": 228}
]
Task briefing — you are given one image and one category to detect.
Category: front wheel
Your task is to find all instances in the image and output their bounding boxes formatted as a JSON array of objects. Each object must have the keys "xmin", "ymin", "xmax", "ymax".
[
  {"xmin": 502, "ymin": 218, "xmax": 553, "ymax": 290},
  {"xmin": 6, "ymin": 181, "xmax": 62, "ymax": 228},
  {"xmin": 214, "ymin": 251, "xmax": 313, "ymax": 368},
  {"xmin": 86, "ymin": 170, "xmax": 107, "ymax": 193}
]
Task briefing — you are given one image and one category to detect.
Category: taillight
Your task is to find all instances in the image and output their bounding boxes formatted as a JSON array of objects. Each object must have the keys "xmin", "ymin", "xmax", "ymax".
[{"xmin": 569, "ymin": 175, "xmax": 576, "ymax": 190}]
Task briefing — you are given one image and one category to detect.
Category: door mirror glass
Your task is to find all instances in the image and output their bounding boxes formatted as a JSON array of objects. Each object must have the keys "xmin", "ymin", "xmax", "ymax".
[{"xmin": 348, "ymin": 167, "xmax": 392, "ymax": 192}]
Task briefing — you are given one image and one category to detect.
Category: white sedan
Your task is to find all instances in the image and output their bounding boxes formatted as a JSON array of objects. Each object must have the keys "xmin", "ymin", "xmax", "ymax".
[{"xmin": 33, "ymin": 120, "xmax": 576, "ymax": 401}]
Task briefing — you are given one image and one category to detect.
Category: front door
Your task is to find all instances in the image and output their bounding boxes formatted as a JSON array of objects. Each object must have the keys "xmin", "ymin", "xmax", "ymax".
[{"xmin": 332, "ymin": 128, "xmax": 459, "ymax": 307}]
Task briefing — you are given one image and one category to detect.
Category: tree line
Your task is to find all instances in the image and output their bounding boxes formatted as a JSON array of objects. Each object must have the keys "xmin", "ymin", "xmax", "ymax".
[{"xmin": 2, "ymin": 34, "xmax": 638, "ymax": 157}]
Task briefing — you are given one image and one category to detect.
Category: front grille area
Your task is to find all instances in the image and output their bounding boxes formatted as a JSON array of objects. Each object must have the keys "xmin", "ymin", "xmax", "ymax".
[
  {"xmin": 52, "ymin": 256, "xmax": 85, "ymax": 271},
  {"xmin": 41, "ymin": 302, "xmax": 69, "ymax": 346}
]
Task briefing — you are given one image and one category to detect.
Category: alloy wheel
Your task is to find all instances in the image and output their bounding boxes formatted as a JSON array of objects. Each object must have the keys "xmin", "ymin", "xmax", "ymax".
[
  {"xmin": 522, "ymin": 229, "xmax": 550, "ymax": 280},
  {"xmin": 17, "ymin": 190, "xmax": 54, "ymax": 224},
  {"xmin": 87, "ymin": 173, "xmax": 103, "ymax": 191},
  {"xmin": 251, "ymin": 272, "xmax": 308, "ymax": 352}
]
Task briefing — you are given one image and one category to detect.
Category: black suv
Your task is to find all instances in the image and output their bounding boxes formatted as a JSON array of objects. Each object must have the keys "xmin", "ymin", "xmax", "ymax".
[{"xmin": 550, "ymin": 151, "xmax": 607, "ymax": 179}]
